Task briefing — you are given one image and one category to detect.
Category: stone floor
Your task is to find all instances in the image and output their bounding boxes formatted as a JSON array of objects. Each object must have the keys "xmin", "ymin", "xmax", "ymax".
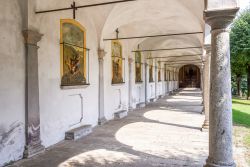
[{"xmin": 10, "ymin": 88, "xmax": 209, "ymax": 167}]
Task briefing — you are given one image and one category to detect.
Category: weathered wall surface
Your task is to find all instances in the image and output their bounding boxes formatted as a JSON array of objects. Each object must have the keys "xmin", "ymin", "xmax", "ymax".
[
  {"xmin": 0, "ymin": 0, "xmax": 26, "ymax": 166},
  {"xmin": 0, "ymin": 1, "xmax": 180, "ymax": 166},
  {"xmin": 205, "ymin": 0, "xmax": 238, "ymax": 10},
  {"xmin": 29, "ymin": 1, "xmax": 100, "ymax": 147}
]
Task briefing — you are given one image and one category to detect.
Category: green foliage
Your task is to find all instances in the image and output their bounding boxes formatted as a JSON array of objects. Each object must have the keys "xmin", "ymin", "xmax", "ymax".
[
  {"xmin": 232, "ymin": 98, "xmax": 250, "ymax": 152},
  {"xmin": 232, "ymin": 98, "xmax": 250, "ymax": 127},
  {"xmin": 230, "ymin": 8, "xmax": 250, "ymax": 76},
  {"xmin": 232, "ymin": 75, "xmax": 248, "ymax": 96}
]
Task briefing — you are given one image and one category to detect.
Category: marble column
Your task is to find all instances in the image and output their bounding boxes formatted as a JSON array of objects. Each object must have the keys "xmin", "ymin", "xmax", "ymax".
[
  {"xmin": 200, "ymin": 63, "xmax": 204, "ymax": 107},
  {"xmin": 202, "ymin": 45, "xmax": 211, "ymax": 131},
  {"xmin": 155, "ymin": 64, "xmax": 158, "ymax": 99},
  {"xmin": 145, "ymin": 63, "xmax": 148, "ymax": 104},
  {"xmin": 128, "ymin": 58, "xmax": 134, "ymax": 110},
  {"xmin": 98, "ymin": 49, "xmax": 107, "ymax": 125},
  {"xmin": 204, "ymin": 8, "xmax": 239, "ymax": 167},
  {"xmin": 23, "ymin": 30, "xmax": 45, "ymax": 158}
]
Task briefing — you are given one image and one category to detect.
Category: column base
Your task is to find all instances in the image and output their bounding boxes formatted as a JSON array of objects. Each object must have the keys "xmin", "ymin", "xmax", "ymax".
[
  {"xmin": 98, "ymin": 117, "xmax": 107, "ymax": 125},
  {"xmin": 201, "ymin": 106, "xmax": 205, "ymax": 115},
  {"xmin": 204, "ymin": 162, "xmax": 236, "ymax": 167},
  {"xmin": 204, "ymin": 157, "xmax": 236, "ymax": 167},
  {"xmin": 201, "ymin": 120, "xmax": 209, "ymax": 132},
  {"xmin": 23, "ymin": 141, "xmax": 45, "ymax": 158},
  {"xmin": 128, "ymin": 106, "xmax": 134, "ymax": 112}
]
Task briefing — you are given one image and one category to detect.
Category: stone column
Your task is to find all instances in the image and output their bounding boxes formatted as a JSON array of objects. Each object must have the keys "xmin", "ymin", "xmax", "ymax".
[
  {"xmin": 145, "ymin": 63, "xmax": 148, "ymax": 104},
  {"xmin": 98, "ymin": 49, "xmax": 107, "ymax": 125},
  {"xmin": 200, "ymin": 63, "xmax": 204, "ymax": 105},
  {"xmin": 128, "ymin": 58, "xmax": 134, "ymax": 110},
  {"xmin": 204, "ymin": 8, "xmax": 238, "ymax": 167},
  {"xmin": 200, "ymin": 62, "xmax": 205, "ymax": 115},
  {"xmin": 202, "ymin": 45, "xmax": 211, "ymax": 131},
  {"xmin": 155, "ymin": 63, "xmax": 158, "ymax": 99},
  {"xmin": 23, "ymin": 30, "xmax": 45, "ymax": 158},
  {"xmin": 200, "ymin": 65, "xmax": 204, "ymax": 91},
  {"xmin": 167, "ymin": 71, "xmax": 170, "ymax": 94}
]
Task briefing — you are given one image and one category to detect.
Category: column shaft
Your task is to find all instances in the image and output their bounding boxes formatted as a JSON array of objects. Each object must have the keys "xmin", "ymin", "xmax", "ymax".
[
  {"xmin": 204, "ymin": 8, "xmax": 239, "ymax": 167},
  {"xmin": 23, "ymin": 30, "xmax": 45, "ymax": 158},
  {"xmin": 202, "ymin": 47, "xmax": 211, "ymax": 131},
  {"xmin": 128, "ymin": 58, "xmax": 133, "ymax": 110},
  {"xmin": 98, "ymin": 49, "xmax": 107, "ymax": 125},
  {"xmin": 145, "ymin": 63, "xmax": 148, "ymax": 103},
  {"xmin": 155, "ymin": 65, "xmax": 158, "ymax": 99}
]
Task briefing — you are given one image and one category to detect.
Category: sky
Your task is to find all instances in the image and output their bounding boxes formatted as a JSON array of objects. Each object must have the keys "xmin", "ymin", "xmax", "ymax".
[{"xmin": 239, "ymin": 0, "xmax": 250, "ymax": 10}]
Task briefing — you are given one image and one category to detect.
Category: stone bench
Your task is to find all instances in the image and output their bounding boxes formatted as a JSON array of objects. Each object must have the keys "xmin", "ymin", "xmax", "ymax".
[
  {"xmin": 114, "ymin": 110, "xmax": 128, "ymax": 120},
  {"xmin": 136, "ymin": 102, "xmax": 146, "ymax": 108},
  {"xmin": 65, "ymin": 125, "xmax": 92, "ymax": 141}
]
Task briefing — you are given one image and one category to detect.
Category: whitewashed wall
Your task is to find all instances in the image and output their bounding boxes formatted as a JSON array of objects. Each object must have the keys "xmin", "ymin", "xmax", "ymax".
[
  {"xmin": 103, "ymin": 40, "xmax": 130, "ymax": 120},
  {"xmin": 0, "ymin": 1, "xmax": 26, "ymax": 166},
  {"xmin": 0, "ymin": 1, "xmax": 181, "ymax": 166},
  {"xmin": 28, "ymin": 1, "xmax": 100, "ymax": 147}
]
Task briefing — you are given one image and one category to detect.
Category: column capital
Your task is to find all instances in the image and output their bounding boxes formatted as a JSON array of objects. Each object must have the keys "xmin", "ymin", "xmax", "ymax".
[
  {"xmin": 128, "ymin": 58, "xmax": 134, "ymax": 64},
  {"xmin": 200, "ymin": 63, "xmax": 205, "ymax": 71},
  {"xmin": 204, "ymin": 44, "xmax": 211, "ymax": 54},
  {"xmin": 23, "ymin": 30, "xmax": 43, "ymax": 45},
  {"xmin": 202, "ymin": 44, "xmax": 212, "ymax": 61},
  {"xmin": 98, "ymin": 49, "xmax": 106, "ymax": 60},
  {"xmin": 204, "ymin": 8, "xmax": 239, "ymax": 30}
]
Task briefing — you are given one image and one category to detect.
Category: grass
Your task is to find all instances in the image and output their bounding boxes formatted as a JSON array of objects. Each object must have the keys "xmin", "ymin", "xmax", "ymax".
[
  {"xmin": 232, "ymin": 98, "xmax": 250, "ymax": 127},
  {"xmin": 232, "ymin": 98, "xmax": 250, "ymax": 164}
]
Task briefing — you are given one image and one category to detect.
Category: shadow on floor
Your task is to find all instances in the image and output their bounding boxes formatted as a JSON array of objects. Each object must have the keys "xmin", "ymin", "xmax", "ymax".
[{"xmin": 9, "ymin": 89, "xmax": 207, "ymax": 167}]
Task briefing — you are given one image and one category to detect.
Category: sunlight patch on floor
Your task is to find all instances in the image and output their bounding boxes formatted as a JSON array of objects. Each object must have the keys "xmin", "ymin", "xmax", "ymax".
[
  {"xmin": 115, "ymin": 121, "xmax": 207, "ymax": 160},
  {"xmin": 58, "ymin": 149, "xmax": 140, "ymax": 167}
]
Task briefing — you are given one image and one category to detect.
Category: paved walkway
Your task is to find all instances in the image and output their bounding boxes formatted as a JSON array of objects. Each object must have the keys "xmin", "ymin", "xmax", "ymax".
[{"xmin": 11, "ymin": 88, "xmax": 209, "ymax": 167}]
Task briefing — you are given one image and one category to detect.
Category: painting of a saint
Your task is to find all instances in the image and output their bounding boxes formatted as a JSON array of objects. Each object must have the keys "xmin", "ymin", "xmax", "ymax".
[
  {"xmin": 149, "ymin": 65, "xmax": 154, "ymax": 82},
  {"xmin": 164, "ymin": 65, "xmax": 167, "ymax": 81},
  {"xmin": 158, "ymin": 62, "xmax": 161, "ymax": 82},
  {"xmin": 112, "ymin": 41, "xmax": 123, "ymax": 84},
  {"xmin": 60, "ymin": 19, "xmax": 86, "ymax": 86},
  {"xmin": 135, "ymin": 51, "xmax": 142, "ymax": 82}
]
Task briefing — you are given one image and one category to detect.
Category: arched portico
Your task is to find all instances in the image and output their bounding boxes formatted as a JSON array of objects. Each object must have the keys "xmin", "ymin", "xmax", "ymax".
[{"xmin": 0, "ymin": 0, "xmax": 240, "ymax": 166}]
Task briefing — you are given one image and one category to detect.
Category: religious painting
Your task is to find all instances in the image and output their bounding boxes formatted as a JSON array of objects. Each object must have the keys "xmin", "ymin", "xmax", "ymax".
[
  {"xmin": 169, "ymin": 71, "xmax": 171, "ymax": 81},
  {"xmin": 135, "ymin": 51, "xmax": 142, "ymax": 83},
  {"xmin": 148, "ymin": 58, "xmax": 154, "ymax": 82},
  {"xmin": 158, "ymin": 62, "xmax": 161, "ymax": 82},
  {"xmin": 60, "ymin": 19, "xmax": 86, "ymax": 86},
  {"xmin": 112, "ymin": 40, "xmax": 123, "ymax": 84},
  {"xmin": 164, "ymin": 65, "xmax": 167, "ymax": 81}
]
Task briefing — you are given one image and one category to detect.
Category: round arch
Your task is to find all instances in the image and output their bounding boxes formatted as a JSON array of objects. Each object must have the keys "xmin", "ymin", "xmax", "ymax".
[{"xmin": 179, "ymin": 64, "xmax": 201, "ymax": 88}]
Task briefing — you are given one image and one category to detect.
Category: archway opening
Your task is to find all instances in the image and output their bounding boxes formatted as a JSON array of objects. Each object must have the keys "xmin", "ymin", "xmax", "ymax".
[{"xmin": 179, "ymin": 65, "xmax": 201, "ymax": 88}]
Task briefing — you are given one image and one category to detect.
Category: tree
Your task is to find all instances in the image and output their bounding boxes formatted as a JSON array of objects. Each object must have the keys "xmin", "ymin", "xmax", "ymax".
[{"xmin": 230, "ymin": 8, "xmax": 250, "ymax": 99}]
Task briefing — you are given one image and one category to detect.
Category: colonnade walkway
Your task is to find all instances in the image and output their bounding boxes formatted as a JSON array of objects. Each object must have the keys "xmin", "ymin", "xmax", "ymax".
[{"xmin": 11, "ymin": 88, "xmax": 209, "ymax": 167}]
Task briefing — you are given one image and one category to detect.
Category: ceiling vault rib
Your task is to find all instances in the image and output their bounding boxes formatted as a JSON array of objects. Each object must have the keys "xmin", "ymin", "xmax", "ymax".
[
  {"xmin": 104, "ymin": 31, "xmax": 203, "ymax": 41},
  {"xmin": 147, "ymin": 54, "xmax": 202, "ymax": 59},
  {"xmin": 132, "ymin": 46, "xmax": 202, "ymax": 52},
  {"xmin": 160, "ymin": 59, "xmax": 202, "ymax": 63},
  {"xmin": 35, "ymin": 0, "xmax": 137, "ymax": 14},
  {"xmin": 165, "ymin": 62, "xmax": 202, "ymax": 66}
]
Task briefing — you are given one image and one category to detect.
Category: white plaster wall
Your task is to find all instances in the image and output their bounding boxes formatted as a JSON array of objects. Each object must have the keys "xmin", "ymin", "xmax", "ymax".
[
  {"xmin": 0, "ymin": 1, "xmax": 25, "ymax": 166},
  {"xmin": 130, "ymin": 56, "xmax": 146, "ymax": 108},
  {"xmin": 205, "ymin": 0, "xmax": 238, "ymax": 10},
  {"xmin": 146, "ymin": 63, "xmax": 156, "ymax": 101},
  {"xmin": 103, "ymin": 41, "xmax": 129, "ymax": 120},
  {"xmin": 28, "ymin": 1, "xmax": 99, "ymax": 147}
]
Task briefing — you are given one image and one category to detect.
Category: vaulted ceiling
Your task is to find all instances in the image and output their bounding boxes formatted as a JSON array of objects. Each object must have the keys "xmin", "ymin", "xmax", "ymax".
[{"xmin": 35, "ymin": 0, "xmax": 205, "ymax": 67}]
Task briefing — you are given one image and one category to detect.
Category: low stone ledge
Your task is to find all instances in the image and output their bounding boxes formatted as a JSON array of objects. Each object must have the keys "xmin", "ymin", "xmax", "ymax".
[
  {"xmin": 136, "ymin": 102, "xmax": 146, "ymax": 108},
  {"xmin": 150, "ymin": 98, "xmax": 157, "ymax": 102},
  {"xmin": 65, "ymin": 125, "xmax": 92, "ymax": 141},
  {"xmin": 114, "ymin": 110, "xmax": 128, "ymax": 120}
]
